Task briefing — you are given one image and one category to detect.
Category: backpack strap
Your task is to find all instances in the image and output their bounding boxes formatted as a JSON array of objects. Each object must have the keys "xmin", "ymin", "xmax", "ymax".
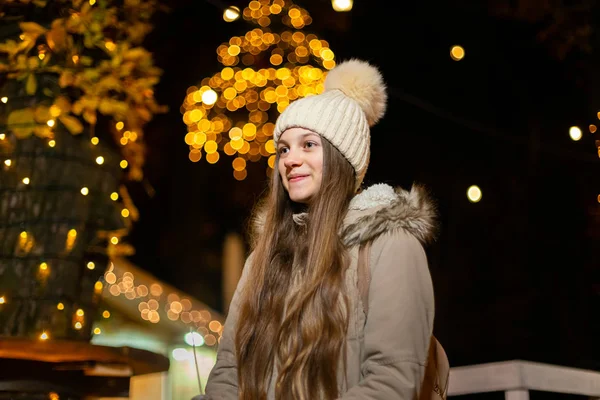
[
  {"xmin": 421, "ymin": 336, "xmax": 450, "ymax": 400},
  {"xmin": 357, "ymin": 241, "xmax": 372, "ymax": 317}
]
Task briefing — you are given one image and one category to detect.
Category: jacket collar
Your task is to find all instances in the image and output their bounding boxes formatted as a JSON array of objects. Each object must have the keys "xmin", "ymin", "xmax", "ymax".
[
  {"xmin": 341, "ymin": 183, "xmax": 437, "ymax": 246},
  {"xmin": 251, "ymin": 183, "xmax": 437, "ymax": 246}
]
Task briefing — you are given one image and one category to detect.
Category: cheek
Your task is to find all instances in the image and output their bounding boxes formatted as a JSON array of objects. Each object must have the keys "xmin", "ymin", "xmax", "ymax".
[
  {"xmin": 314, "ymin": 156, "xmax": 324, "ymax": 181},
  {"xmin": 277, "ymin": 160, "xmax": 287, "ymax": 184}
]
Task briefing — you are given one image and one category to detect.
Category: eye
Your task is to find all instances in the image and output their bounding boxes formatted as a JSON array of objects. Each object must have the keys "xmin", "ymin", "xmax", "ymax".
[
  {"xmin": 305, "ymin": 141, "xmax": 317, "ymax": 148},
  {"xmin": 278, "ymin": 146, "xmax": 289, "ymax": 155}
]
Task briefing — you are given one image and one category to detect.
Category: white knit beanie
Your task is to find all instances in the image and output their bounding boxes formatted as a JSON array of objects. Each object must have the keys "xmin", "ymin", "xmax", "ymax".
[{"xmin": 274, "ymin": 59, "xmax": 387, "ymax": 189}]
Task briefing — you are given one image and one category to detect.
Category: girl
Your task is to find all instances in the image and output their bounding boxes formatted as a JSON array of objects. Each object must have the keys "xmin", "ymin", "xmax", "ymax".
[{"xmin": 205, "ymin": 59, "xmax": 437, "ymax": 399}]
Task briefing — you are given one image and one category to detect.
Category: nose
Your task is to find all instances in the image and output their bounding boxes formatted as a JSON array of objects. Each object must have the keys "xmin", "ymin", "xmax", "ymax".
[{"xmin": 283, "ymin": 148, "xmax": 302, "ymax": 169}]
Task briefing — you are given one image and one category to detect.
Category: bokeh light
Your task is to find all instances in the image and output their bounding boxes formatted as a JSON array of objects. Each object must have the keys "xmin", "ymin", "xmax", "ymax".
[
  {"xmin": 467, "ymin": 185, "xmax": 482, "ymax": 203},
  {"xmin": 569, "ymin": 126, "xmax": 582, "ymax": 141},
  {"xmin": 450, "ymin": 45, "xmax": 465, "ymax": 61}
]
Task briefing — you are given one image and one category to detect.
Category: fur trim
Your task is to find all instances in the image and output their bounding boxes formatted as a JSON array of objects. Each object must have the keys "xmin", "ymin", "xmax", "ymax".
[
  {"xmin": 342, "ymin": 184, "xmax": 437, "ymax": 246},
  {"xmin": 348, "ymin": 183, "xmax": 397, "ymax": 210},
  {"xmin": 250, "ymin": 184, "xmax": 437, "ymax": 247},
  {"xmin": 324, "ymin": 59, "xmax": 387, "ymax": 127}
]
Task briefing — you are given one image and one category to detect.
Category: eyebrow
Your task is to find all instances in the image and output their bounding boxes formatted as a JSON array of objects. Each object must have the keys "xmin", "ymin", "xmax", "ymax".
[{"xmin": 277, "ymin": 132, "xmax": 320, "ymax": 146}]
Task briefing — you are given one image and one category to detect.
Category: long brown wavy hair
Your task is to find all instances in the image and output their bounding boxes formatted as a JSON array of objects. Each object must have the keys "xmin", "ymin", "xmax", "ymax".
[{"xmin": 235, "ymin": 137, "xmax": 356, "ymax": 400}]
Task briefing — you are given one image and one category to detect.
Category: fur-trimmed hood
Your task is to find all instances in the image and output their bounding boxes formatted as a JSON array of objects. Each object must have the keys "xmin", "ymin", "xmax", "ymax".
[
  {"xmin": 251, "ymin": 183, "xmax": 437, "ymax": 247},
  {"xmin": 342, "ymin": 183, "xmax": 437, "ymax": 246}
]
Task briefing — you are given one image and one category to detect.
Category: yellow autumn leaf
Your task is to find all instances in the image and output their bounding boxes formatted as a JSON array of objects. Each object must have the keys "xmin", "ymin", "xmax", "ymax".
[
  {"xmin": 82, "ymin": 68, "xmax": 100, "ymax": 81},
  {"xmin": 89, "ymin": 22, "xmax": 101, "ymax": 34},
  {"xmin": 110, "ymin": 53, "xmax": 123, "ymax": 68},
  {"xmin": 16, "ymin": 55, "xmax": 27, "ymax": 69},
  {"xmin": 49, "ymin": 104, "xmax": 61, "ymax": 118},
  {"xmin": 27, "ymin": 56, "xmax": 39, "ymax": 69},
  {"xmin": 80, "ymin": 96, "xmax": 99, "ymax": 109},
  {"xmin": 97, "ymin": 75, "xmax": 121, "ymax": 92},
  {"xmin": 127, "ymin": 23, "xmax": 152, "ymax": 44},
  {"xmin": 34, "ymin": 105, "xmax": 50, "ymax": 123},
  {"xmin": 46, "ymin": 23, "xmax": 68, "ymax": 52},
  {"xmin": 58, "ymin": 114, "xmax": 84, "ymax": 134},
  {"xmin": 148, "ymin": 66, "xmax": 163, "ymax": 76},
  {"xmin": 33, "ymin": 125, "xmax": 53, "ymax": 138},
  {"xmin": 66, "ymin": 14, "xmax": 84, "ymax": 33},
  {"xmin": 72, "ymin": 100, "xmax": 83, "ymax": 115},
  {"xmin": 18, "ymin": 35, "xmax": 37, "ymax": 55},
  {"xmin": 98, "ymin": 98, "xmax": 115, "ymax": 115},
  {"xmin": 146, "ymin": 77, "xmax": 160, "ymax": 86},
  {"xmin": 26, "ymin": 74, "xmax": 37, "ymax": 95},
  {"xmin": 54, "ymin": 96, "xmax": 72, "ymax": 114},
  {"xmin": 59, "ymin": 70, "xmax": 74, "ymax": 87},
  {"xmin": 7, "ymin": 109, "xmax": 36, "ymax": 139},
  {"xmin": 19, "ymin": 22, "xmax": 47, "ymax": 35},
  {"xmin": 83, "ymin": 109, "xmax": 97, "ymax": 125},
  {"xmin": 112, "ymin": 101, "xmax": 129, "ymax": 115},
  {"xmin": 0, "ymin": 40, "xmax": 18, "ymax": 54},
  {"xmin": 136, "ymin": 106, "xmax": 152, "ymax": 122},
  {"xmin": 0, "ymin": 40, "xmax": 28, "ymax": 59},
  {"xmin": 123, "ymin": 47, "xmax": 149, "ymax": 61},
  {"xmin": 98, "ymin": 98, "xmax": 128, "ymax": 115},
  {"xmin": 119, "ymin": 62, "xmax": 134, "ymax": 77}
]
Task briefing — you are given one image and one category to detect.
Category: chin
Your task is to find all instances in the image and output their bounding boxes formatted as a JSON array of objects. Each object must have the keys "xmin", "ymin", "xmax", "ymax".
[{"xmin": 289, "ymin": 191, "xmax": 313, "ymax": 204}]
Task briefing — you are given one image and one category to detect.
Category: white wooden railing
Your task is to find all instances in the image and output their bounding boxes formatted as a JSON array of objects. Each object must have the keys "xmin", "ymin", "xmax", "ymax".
[{"xmin": 448, "ymin": 360, "xmax": 600, "ymax": 400}]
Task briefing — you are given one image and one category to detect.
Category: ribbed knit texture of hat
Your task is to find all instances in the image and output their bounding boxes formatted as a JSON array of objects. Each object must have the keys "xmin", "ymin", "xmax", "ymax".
[
  {"xmin": 274, "ymin": 89, "xmax": 369, "ymax": 188},
  {"xmin": 273, "ymin": 59, "xmax": 386, "ymax": 190}
]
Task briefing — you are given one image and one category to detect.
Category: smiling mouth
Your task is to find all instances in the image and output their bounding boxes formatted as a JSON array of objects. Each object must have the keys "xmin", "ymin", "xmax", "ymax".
[{"xmin": 289, "ymin": 175, "xmax": 308, "ymax": 182}]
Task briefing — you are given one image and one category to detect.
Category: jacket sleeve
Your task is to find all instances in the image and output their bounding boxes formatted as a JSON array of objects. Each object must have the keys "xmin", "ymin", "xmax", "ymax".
[
  {"xmin": 204, "ymin": 254, "xmax": 254, "ymax": 399},
  {"xmin": 340, "ymin": 230, "xmax": 435, "ymax": 399}
]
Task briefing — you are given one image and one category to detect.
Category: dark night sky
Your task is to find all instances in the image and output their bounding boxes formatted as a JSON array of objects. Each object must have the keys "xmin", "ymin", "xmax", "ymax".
[{"xmin": 124, "ymin": 1, "xmax": 600, "ymax": 369}]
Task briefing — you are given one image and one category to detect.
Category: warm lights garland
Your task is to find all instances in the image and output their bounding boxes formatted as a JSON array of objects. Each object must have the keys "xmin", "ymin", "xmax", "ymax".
[{"xmin": 102, "ymin": 262, "xmax": 224, "ymax": 347}]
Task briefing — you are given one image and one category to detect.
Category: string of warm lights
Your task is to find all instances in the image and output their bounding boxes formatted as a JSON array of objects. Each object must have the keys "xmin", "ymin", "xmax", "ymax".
[
  {"xmin": 181, "ymin": 0, "xmax": 335, "ymax": 180},
  {"xmin": 1, "ymin": 118, "xmax": 135, "ymax": 231},
  {"xmin": 102, "ymin": 260, "xmax": 224, "ymax": 347},
  {"xmin": 0, "ymin": 257, "xmax": 106, "ymax": 341}
]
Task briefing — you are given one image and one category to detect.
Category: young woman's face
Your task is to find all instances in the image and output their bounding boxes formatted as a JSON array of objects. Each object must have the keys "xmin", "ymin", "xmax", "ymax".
[{"xmin": 277, "ymin": 127, "xmax": 324, "ymax": 204}]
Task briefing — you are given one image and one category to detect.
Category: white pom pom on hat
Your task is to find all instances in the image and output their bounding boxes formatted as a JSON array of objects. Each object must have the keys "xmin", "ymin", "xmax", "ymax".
[
  {"xmin": 323, "ymin": 58, "xmax": 387, "ymax": 126},
  {"xmin": 274, "ymin": 58, "xmax": 387, "ymax": 189}
]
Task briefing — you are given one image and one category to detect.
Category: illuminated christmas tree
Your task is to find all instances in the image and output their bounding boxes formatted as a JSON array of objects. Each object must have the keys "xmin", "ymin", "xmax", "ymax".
[
  {"xmin": 181, "ymin": 0, "xmax": 337, "ymax": 180},
  {"xmin": 0, "ymin": 0, "xmax": 166, "ymax": 341}
]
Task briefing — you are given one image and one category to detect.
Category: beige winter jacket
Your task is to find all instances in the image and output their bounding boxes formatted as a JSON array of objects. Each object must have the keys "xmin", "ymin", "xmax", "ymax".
[{"xmin": 205, "ymin": 183, "xmax": 437, "ymax": 399}]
